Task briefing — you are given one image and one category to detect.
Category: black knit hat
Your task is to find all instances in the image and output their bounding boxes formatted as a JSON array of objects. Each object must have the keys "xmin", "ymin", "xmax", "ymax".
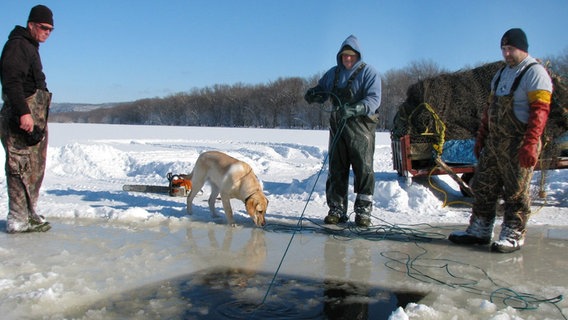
[
  {"xmin": 501, "ymin": 28, "xmax": 528, "ymax": 52},
  {"xmin": 28, "ymin": 5, "xmax": 54, "ymax": 26}
]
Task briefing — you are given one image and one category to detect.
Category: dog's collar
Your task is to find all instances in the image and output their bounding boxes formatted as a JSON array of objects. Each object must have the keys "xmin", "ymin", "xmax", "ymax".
[{"xmin": 245, "ymin": 189, "xmax": 259, "ymax": 203}]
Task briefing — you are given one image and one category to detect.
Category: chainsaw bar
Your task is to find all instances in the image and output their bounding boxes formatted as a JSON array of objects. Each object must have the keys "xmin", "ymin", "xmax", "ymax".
[{"xmin": 122, "ymin": 184, "xmax": 170, "ymax": 194}]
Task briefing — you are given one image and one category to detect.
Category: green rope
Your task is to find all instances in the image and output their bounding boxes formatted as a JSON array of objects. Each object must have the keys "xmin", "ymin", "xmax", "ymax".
[
  {"xmin": 407, "ymin": 102, "xmax": 446, "ymax": 157},
  {"xmin": 253, "ymin": 93, "xmax": 566, "ymax": 319},
  {"xmin": 381, "ymin": 242, "xmax": 566, "ymax": 318},
  {"xmin": 256, "ymin": 90, "xmax": 348, "ymax": 311}
]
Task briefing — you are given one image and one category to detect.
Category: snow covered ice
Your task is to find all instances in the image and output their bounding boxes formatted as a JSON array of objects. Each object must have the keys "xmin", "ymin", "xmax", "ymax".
[{"xmin": 0, "ymin": 123, "xmax": 567, "ymax": 319}]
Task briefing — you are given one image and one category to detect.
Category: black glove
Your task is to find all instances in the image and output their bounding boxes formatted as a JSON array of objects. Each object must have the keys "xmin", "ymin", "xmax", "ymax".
[
  {"xmin": 8, "ymin": 117, "xmax": 45, "ymax": 146},
  {"xmin": 304, "ymin": 87, "xmax": 326, "ymax": 104},
  {"xmin": 340, "ymin": 103, "xmax": 368, "ymax": 120},
  {"xmin": 24, "ymin": 125, "xmax": 46, "ymax": 146}
]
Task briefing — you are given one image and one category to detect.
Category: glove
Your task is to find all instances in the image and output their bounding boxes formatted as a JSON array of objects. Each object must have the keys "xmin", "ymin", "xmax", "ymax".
[
  {"xmin": 474, "ymin": 108, "xmax": 489, "ymax": 159},
  {"xmin": 518, "ymin": 98, "xmax": 550, "ymax": 168},
  {"xmin": 340, "ymin": 103, "xmax": 368, "ymax": 120},
  {"xmin": 304, "ymin": 87, "xmax": 325, "ymax": 104},
  {"xmin": 519, "ymin": 142, "xmax": 538, "ymax": 168}
]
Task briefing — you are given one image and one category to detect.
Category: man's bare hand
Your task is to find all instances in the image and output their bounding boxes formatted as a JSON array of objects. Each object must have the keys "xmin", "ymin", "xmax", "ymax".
[{"xmin": 19, "ymin": 114, "xmax": 34, "ymax": 132}]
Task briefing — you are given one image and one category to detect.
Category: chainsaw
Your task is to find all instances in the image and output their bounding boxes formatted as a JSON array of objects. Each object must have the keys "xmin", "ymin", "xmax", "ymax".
[{"xmin": 122, "ymin": 172, "xmax": 192, "ymax": 197}]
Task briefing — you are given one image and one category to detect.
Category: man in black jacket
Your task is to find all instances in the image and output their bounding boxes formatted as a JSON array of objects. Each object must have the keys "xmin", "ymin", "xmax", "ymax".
[{"xmin": 0, "ymin": 5, "xmax": 54, "ymax": 233}]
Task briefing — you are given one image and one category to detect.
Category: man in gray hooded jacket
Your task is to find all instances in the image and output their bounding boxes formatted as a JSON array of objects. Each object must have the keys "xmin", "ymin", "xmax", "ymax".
[{"xmin": 304, "ymin": 35, "xmax": 382, "ymax": 227}]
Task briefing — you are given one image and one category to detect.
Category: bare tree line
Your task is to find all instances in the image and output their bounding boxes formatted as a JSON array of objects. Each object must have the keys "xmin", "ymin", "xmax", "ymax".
[{"xmin": 50, "ymin": 52, "xmax": 567, "ymax": 131}]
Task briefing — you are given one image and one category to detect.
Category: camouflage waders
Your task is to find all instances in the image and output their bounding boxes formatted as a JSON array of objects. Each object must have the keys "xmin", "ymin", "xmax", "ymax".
[
  {"xmin": 326, "ymin": 111, "xmax": 377, "ymax": 215},
  {"xmin": 471, "ymin": 94, "xmax": 536, "ymax": 239},
  {"xmin": 1, "ymin": 89, "xmax": 51, "ymax": 232}
]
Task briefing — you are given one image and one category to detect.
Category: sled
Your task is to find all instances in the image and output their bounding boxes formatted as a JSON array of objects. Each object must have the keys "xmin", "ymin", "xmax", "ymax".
[{"xmin": 391, "ymin": 134, "xmax": 568, "ymax": 190}]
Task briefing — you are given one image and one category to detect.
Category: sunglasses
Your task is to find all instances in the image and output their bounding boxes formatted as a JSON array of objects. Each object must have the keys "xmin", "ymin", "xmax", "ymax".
[{"xmin": 36, "ymin": 24, "xmax": 54, "ymax": 32}]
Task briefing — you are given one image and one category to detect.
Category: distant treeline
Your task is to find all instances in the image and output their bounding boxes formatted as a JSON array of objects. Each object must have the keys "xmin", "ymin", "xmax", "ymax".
[{"xmin": 50, "ymin": 51, "xmax": 568, "ymax": 131}]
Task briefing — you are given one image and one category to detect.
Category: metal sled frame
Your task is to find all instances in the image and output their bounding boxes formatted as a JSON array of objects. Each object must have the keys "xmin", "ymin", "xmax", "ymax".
[{"xmin": 392, "ymin": 134, "xmax": 568, "ymax": 180}]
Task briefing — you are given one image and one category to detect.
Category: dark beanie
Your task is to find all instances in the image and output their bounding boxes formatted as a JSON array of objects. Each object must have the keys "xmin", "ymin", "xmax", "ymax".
[
  {"xmin": 501, "ymin": 28, "xmax": 528, "ymax": 52},
  {"xmin": 28, "ymin": 5, "xmax": 54, "ymax": 26}
]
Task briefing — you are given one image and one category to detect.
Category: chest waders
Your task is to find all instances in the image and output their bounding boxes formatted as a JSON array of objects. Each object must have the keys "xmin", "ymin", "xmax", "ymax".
[
  {"xmin": 471, "ymin": 66, "xmax": 539, "ymax": 236},
  {"xmin": 1, "ymin": 89, "xmax": 51, "ymax": 230},
  {"xmin": 326, "ymin": 63, "xmax": 377, "ymax": 214}
]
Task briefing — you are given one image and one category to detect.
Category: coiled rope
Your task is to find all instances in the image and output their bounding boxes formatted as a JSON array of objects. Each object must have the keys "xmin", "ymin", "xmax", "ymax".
[{"xmin": 251, "ymin": 94, "xmax": 565, "ymax": 319}]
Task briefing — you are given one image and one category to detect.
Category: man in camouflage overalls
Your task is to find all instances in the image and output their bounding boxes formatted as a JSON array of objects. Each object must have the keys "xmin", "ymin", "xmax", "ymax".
[
  {"xmin": 449, "ymin": 28, "xmax": 553, "ymax": 253},
  {"xmin": 0, "ymin": 5, "xmax": 54, "ymax": 233}
]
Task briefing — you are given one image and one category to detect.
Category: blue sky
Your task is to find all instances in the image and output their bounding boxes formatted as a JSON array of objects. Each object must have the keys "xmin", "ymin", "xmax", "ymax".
[{"xmin": 1, "ymin": 1, "xmax": 567, "ymax": 103}]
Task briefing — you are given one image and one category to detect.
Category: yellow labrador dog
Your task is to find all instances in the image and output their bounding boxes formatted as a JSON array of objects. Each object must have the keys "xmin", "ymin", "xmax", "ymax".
[{"xmin": 184, "ymin": 151, "xmax": 268, "ymax": 227}]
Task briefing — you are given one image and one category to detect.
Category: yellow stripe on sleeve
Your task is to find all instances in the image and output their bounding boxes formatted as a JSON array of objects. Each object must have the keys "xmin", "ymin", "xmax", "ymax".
[{"xmin": 528, "ymin": 89, "xmax": 552, "ymax": 104}]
